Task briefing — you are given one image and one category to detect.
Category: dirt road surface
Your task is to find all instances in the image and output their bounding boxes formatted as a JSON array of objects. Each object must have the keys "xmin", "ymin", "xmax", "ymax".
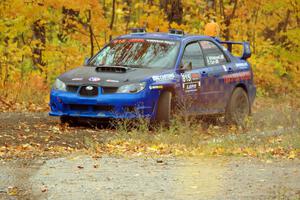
[
  {"xmin": 1, "ymin": 156, "xmax": 300, "ymax": 200},
  {"xmin": 0, "ymin": 113, "xmax": 300, "ymax": 200}
]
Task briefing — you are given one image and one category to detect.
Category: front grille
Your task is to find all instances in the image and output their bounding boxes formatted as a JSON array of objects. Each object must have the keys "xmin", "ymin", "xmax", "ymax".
[
  {"xmin": 67, "ymin": 85, "xmax": 79, "ymax": 93},
  {"xmin": 69, "ymin": 104, "xmax": 89, "ymax": 111},
  {"xmin": 102, "ymin": 87, "xmax": 118, "ymax": 94},
  {"xmin": 79, "ymin": 85, "xmax": 98, "ymax": 96},
  {"xmin": 94, "ymin": 105, "xmax": 114, "ymax": 112},
  {"xmin": 69, "ymin": 104, "xmax": 114, "ymax": 112}
]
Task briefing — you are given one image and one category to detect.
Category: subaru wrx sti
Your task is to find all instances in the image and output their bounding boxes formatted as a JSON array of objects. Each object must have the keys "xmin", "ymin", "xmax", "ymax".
[{"xmin": 49, "ymin": 29, "xmax": 256, "ymax": 125}]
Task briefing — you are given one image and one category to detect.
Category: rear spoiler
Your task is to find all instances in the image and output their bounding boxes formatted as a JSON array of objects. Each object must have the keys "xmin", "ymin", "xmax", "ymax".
[{"xmin": 215, "ymin": 38, "xmax": 251, "ymax": 60}]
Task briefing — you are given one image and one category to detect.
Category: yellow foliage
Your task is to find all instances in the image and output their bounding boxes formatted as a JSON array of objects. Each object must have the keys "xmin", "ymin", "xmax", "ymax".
[{"xmin": 0, "ymin": 0, "xmax": 299, "ymax": 105}]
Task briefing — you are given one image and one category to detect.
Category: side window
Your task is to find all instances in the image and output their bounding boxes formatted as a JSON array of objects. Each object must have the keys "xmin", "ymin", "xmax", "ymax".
[
  {"xmin": 181, "ymin": 42, "xmax": 205, "ymax": 69},
  {"xmin": 200, "ymin": 41, "xmax": 228, "ymax": 66}
]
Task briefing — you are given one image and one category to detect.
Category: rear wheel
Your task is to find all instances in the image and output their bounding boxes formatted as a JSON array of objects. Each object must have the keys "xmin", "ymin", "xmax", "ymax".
[
  {"xmin": 156, "ymin": 91, "xmax": 172, "ymax": 125},
  {"xmin": 225, "ymin": 87, "xmax": 250, "ymax": 126}
]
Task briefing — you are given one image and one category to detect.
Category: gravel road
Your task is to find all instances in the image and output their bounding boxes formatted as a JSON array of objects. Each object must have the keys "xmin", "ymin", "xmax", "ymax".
[
  {"xmin": 0, "ymin": 156, "xmax": 300, "ymax": 200},
  {"xmin": 0, "ymin": 112, "xmax": 300, "ymax": 200}
]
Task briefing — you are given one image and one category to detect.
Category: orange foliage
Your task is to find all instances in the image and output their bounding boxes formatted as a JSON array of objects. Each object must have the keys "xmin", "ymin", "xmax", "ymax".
[{"xmin": 0, "ymin": 0, "xmax": 299, "ymax": 105}]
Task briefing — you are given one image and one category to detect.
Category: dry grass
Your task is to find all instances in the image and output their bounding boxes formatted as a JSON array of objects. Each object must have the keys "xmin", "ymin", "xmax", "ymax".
[
  {"xmin": 0, "ymin": 74, "xmax": 49, "ymax": 112},
  {"xmin": 106, "ymin": 96, "xmax": 300, "ymax": 158},
  {"xmin": 0, "ymin": 83, "xmax": 299, "ymax": 159}
]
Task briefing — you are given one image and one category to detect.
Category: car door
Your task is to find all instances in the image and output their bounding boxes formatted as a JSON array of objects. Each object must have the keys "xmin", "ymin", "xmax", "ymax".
[
  {"xmin": 198, "ymin": 40, "xmax": 232, "ymax": 112},
  {"xmin": 179, "ymin": 42, "xmax": 205, "ymax": 114}
]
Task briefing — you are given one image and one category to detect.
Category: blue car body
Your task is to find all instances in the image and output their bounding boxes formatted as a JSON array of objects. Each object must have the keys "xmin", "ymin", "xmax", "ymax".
[{"xmin": 49, "ymin": 31, "xmax": 256, "ymax": 121}]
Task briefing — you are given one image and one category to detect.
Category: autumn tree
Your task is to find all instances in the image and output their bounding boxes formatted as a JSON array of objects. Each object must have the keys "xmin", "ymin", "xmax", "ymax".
[
  {"xmin": 0, "ymin": 0, "xmax": 299, "ymax": 104},
  {"xmin": 160, "ymin": 0, "xmax": 183, "ymax": 25}
]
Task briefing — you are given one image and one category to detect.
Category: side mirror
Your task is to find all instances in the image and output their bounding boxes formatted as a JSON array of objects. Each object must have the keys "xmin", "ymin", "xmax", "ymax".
[
  {"xmin": 179, "ymin": 62, "xmax": 192, "ymax": 72},
  {"xmin": 241, "ymin": 42, "xmax": 251, "ymax": 60},
  {"xmin": 84, "ymin": 57, "xmax": 90, "ymax": 65}
]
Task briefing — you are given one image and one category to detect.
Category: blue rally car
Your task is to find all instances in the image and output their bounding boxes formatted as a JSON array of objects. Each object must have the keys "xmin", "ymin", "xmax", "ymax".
[{"xmin": 49, "ymin": 28, "xmax": 256, "ymax": 125}]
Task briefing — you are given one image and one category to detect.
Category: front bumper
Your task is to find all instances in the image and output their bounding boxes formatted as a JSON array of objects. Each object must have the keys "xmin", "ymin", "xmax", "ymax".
[{"xmin": 49, "ymin": 89, "xmax": 160, "ymax": 119}]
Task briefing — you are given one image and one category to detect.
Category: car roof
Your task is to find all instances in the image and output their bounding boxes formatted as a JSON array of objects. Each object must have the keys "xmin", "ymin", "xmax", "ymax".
[{"xmin": 117, "ymin": 32, "xmax": 213, "ymax": 42}]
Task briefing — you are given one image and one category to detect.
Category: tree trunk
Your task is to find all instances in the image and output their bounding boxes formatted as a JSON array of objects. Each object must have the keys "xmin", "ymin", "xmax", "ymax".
[
  {"xmin": 222, "ymin": 0, "xmax": 238, "ymax": 40},
  {"xmin": 160, "ymin": 0, "xmax": 183, "ymax": 25},
  {"xmin": 32, "ymin": 19, "xmax": 46, "ymax": 72},
  {"xmin": 251, "ymin": 6, "xmax": 260, "ymax": 54},
  {"xmin": 58, "ymin": 7, "xmax": 79, "ymax": 43},
  {"xmin": 87, "ymin": 10, "xmax": 94, "ymax": 57},
  {"xmin": 124, "ymin": 0, "xmax": 132, "ymax": 33},
  {"xmin": 219, "ymin": 0, "xmax": 224, "ymax": 17},
  {"xmin": 109, "ymin": 0, "xmax": 116, "ymax": 41}
]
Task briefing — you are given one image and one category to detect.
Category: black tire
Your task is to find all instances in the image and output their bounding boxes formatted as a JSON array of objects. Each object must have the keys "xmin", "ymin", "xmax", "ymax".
[
  {"xmin": 156, "ymin": 91, "xmax": 172, "ymax": 125},
  {"xmin": 225, "ymin": 87, "xmax": 250, "ymax": 126},
  {"xmin": 60, "ymin": 116, "xmax": 78, "ymax": 126}
]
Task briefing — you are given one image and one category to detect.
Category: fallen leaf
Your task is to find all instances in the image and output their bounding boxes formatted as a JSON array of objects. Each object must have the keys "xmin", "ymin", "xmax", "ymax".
[
  {"xmin": 288, "ymin": 151, "xmax": 296, "ymax": 160},
  {"xmin": 7, "ymin": 186, "xmax": 18, "ymax": 196},
  {"xmin": 41, "ymin": 185, "xmax": 48, "ymax": 193},
  {"xmin": 93, "ymin": 164, "xmax": 99, "ymax": 168}
]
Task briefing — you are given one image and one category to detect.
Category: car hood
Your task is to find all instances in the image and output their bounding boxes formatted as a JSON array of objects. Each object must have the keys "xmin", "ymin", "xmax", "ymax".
[{"xmin": 59, "ymin": 66, "xmax": 171, "ymax": 87}]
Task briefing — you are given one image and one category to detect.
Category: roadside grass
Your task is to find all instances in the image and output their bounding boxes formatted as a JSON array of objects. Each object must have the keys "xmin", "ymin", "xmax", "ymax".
[
  {"xmin": 0, "ymin": 75, "xmax": 49, "ymax": 112},
  {"xmin": 0, "ymin": 96, "xmax": 299, "ymax": 160},
  {"xmin": 98, "ymin": 96, "xmax": 300, "ymax": 159}
]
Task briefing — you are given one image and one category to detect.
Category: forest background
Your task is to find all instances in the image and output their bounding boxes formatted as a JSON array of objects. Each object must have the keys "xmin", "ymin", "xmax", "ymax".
[{"xmin": 0, "ymin": 0, "xmax": 299, "ymax": 109}]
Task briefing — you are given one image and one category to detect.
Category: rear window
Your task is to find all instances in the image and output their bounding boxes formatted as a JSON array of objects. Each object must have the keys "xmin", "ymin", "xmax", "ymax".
[
  {"xmin": 89, "ymin": 39, "xmax": 180, "ymax": 69},
  {"xmin": 200, "ymin": 41, "xmax": 228, "ymax": 66}
]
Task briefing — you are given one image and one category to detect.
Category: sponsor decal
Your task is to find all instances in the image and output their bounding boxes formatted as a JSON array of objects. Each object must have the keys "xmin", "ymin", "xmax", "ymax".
[
  {"xmin": 191, "ymin": 73, "xmax": 200, "ymax": 80},
  {"xmin": 183, "ymin": 82, "xmax": 200, "ymax": 92},
  {"xmin": 128, "ymin": 39, "xmax": 145, "ymax": 43},
  {"xmin": 106, "ymin": 79, "xmax": 119, "ymax": 83},
  {"xmin": 181, "ymin": 73, "xmax": 201, "ymax": 92},
  {"xmin": 200, "ymin": 41, "xmax": 215, "ymax": 49},
  {"xmin": 146, "ymin": 39, "xmax": 175, "ymax": 45},
  {"xmin": 181, "ymin": 73, "xmax": 200, "ymax": 83},
  {"xmin": 112, "ymin": 39, "xmax": 145, "ymax": 44},
  {"xmin": 152, "ymin": 73, "xmax": 175, "ymax": 82},
  {"xmin": 88, "ymin": 77, "xmax": 101, "ymax": 82},
  {"xmin": 112, "ymin": 39, "xmax": 126, "ymax": 44},
  {"xmin": 72, "ymin": 77, "xmax": 83, "ymax": 81},
  {"xmin": 223, "ymin": 71, "xmax": 251, "ymax": 83},
  {"xmin": 206, "ymin": 55, "xmax": 225, "ymax": 65},
  {"xmin": 235, "ymin": 62, "xmax": 248, "ymax": 69}
]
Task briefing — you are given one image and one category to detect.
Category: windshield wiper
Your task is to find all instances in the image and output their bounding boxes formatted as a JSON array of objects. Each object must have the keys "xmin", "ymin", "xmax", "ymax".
[{"xmin": 87, "ymin": 63, "xmax": 105, "ymax": 67}]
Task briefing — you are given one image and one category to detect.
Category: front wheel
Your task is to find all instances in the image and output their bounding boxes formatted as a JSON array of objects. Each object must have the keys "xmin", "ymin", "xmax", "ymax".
[
  {"xmin": 155, "ymin": 91, "xmax": 172, "ymax": 125},
  {"xmin": 225, "ymin": 87, "xmax": 250, "ymax": 126}
]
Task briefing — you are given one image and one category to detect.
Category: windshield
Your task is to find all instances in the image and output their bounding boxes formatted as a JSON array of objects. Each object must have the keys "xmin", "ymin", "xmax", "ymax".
[{"xmin": 89, "ymin": 38, "xmax": 180, "ymax": 69}]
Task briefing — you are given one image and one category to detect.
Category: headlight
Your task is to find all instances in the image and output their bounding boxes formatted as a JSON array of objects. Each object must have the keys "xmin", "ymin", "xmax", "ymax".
[
  {"xmin": 53, "ymin": 79, "xmax": 67, "ymax": 91},
  {"xmin": 116, "ymin": 82, "xmax": 146, "ymax": 93}
]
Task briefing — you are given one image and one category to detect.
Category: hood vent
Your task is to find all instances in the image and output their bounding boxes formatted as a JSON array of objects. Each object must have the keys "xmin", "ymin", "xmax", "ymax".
[{"xmin": 96, "ymin": 66, "xmax": 127, "ymax": 73}]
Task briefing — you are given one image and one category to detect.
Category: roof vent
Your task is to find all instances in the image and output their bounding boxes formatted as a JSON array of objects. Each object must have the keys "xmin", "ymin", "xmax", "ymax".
[
  {"xmin": 131, "ymin": 28, "xmax": 146, "ymax": 34},
  {"xmin": 169, "ymin": 29, "xmax": 184, "ymax": 36}
]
